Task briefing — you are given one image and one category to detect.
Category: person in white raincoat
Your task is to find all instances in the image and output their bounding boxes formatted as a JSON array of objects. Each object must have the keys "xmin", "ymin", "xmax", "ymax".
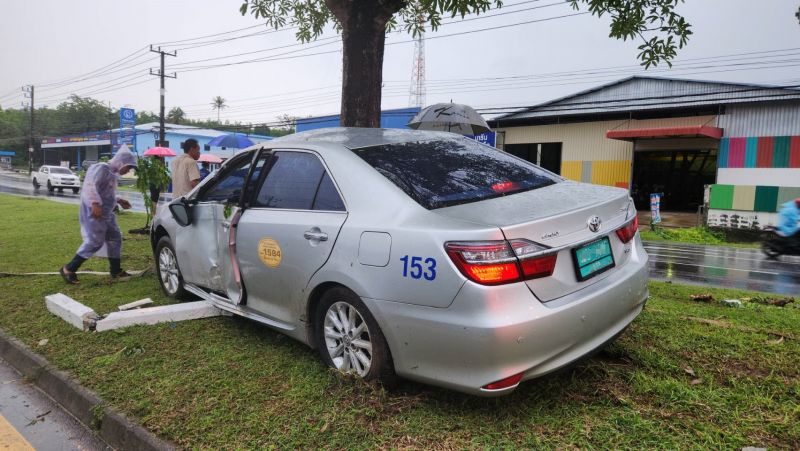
[{"xmin": 59, "ymin": 147, "xmax": 137, "ymax": 284}]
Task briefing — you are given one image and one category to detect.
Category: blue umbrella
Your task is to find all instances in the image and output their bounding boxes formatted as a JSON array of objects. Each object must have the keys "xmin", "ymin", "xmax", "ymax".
[{"xmin": 207, "ymin": 133, "xmax": 255, "ymax": 149}]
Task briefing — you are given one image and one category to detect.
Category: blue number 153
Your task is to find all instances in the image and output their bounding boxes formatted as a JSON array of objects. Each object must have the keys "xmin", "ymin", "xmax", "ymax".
[{"xmin": 400, "ymin": 255, "xmax": 436, "ymax": 281}]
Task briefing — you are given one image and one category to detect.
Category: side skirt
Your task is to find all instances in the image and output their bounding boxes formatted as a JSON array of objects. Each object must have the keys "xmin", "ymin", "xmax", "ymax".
[{"xmin": 184, "ymin": 283, "xmax": 295, "ymax": 332}]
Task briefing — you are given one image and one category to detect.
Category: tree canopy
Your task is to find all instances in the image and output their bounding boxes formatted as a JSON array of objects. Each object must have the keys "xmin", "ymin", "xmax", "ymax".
[{"xmin": 240, "ymin": 0, "xmax": 692, "ymax": 126}]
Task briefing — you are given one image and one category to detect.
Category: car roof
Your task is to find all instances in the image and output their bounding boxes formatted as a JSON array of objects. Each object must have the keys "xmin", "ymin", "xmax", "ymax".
[{"xmin": 246, "ymin": 127, "xmax": 466, "ymax": 151}]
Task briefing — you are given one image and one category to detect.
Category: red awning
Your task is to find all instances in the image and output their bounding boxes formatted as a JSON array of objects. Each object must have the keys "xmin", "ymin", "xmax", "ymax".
[{"xmin": 606, "ymin": 126, "xmax": 723, "ymax": 141}]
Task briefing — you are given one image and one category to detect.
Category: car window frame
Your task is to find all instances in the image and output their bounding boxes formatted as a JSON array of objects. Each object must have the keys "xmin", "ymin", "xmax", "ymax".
[
  {"xmin": 247, "ymin": 148, "xmax": 347, "ymax": 213},
  {"xmin": 194, "ymin": 150, "xmax": 259, "ymax": 204}
]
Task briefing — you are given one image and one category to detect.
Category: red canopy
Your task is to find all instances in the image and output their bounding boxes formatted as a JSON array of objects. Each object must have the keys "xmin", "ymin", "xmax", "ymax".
[{"xmin": 606, "ymin": 126, "xmax": 723, "ymax": 141}]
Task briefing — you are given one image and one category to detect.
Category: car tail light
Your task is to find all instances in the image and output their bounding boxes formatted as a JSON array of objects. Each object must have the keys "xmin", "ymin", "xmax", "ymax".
[
  {"xmin": 445, "ymin": 241, "xmax": 521, "ymax": 285},
  {"xmin": 482, "ymin": 372, "xmax": 524, "ymax": 391},
  {"xmin": 445, "ymin": 239, "xmax": 557, "ymax": 285},
  {"xmin": 615, "ymin": 216, "xmax": 639, "ymax": 244},
  {"xmin": 509, "ymin": 239, "xmax": 558, "ymax": 280}
]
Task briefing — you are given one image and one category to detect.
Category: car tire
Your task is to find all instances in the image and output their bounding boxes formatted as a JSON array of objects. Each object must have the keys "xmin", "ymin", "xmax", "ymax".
[
  {"xmin": 32, "ymin": 178, "xmax": 39, "ymax": 189},
  {"xmin": 57, "ymin": 188, "xmax": 63, "ymax": 193},
  {"xmin": 47, "ymin": 180, "xmax": 54, "ymax": 192},
  {"xmin": 72, "ymin": 188, "xmax": 79, "ymax": 194},
  {"xmin": 315, "ymin": 287, "xmax": 395, "ymax": 386},
  {"xmin": 155, "ymin": 236, "xmax": 190, "ymax": 300}
]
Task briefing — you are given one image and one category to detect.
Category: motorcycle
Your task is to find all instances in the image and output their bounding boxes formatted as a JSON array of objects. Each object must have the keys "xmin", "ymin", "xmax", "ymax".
[{"xmin": 762, "ymin": 226, "xmax": 800, "ymax": 259}]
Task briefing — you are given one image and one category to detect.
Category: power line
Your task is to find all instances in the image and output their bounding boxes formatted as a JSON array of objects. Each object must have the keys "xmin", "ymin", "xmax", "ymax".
[
  {"xmin": 156, "ymin": 0, "xmax": 551, "ymax": 52},
  {"xmin": 168, "ymin": 11, "xmax": 588, "ymax": 74},
  {"xmin": 181, "ymin": 55, "xmax": 800, "ymax": 120},
  {"xmin": 35, "ymin": 46, "xmax": 150, "ymax": 88}
]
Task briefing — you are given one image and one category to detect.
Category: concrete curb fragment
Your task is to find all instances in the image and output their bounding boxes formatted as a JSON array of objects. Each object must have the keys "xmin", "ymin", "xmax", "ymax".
[
  {"xmin": 96, "ymin": 301, "xmax": 221, "ymax": 332},
  {"xmin": 45, "ymin": 293, "xmax": 98, "ymax": 331},
  {"xmin": 44, "ymin": 293, "xmax": 223, "ymax": 332},
  {"xmin": 118, "ymin": 298, "xmax": 154, "ymax": 311},
  {"xmin": 0, "ymin": 329, "xmax": 176, "ymax": 451}
]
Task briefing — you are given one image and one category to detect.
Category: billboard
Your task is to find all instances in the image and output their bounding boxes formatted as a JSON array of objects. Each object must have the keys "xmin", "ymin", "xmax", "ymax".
[{"xmin": 115, "ymin": 107, "xmax": 136, "ymax": 153}]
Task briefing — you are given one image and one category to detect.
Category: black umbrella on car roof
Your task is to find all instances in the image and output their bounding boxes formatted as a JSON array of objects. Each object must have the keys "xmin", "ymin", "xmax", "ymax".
[{"xmin": 407, "ymin": 103, "xmax": 491, "ymax": 135}]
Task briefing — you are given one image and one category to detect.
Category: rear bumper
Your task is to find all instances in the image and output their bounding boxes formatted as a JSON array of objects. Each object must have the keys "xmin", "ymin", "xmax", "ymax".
[{"xmin": 364, "ymin": 236, "xmax": 649, "ymax": 396}]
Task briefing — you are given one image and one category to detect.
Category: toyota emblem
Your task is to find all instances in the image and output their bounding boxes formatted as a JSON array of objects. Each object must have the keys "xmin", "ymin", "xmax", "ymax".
[{"xmin": 588, "ymin": 215, "xmax": 602, "ymax": 233}]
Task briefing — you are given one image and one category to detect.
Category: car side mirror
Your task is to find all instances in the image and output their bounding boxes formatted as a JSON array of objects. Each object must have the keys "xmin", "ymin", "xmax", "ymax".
[{"xmin": 169, "ymin": 200, "xmax": 193, "ymax": 227}]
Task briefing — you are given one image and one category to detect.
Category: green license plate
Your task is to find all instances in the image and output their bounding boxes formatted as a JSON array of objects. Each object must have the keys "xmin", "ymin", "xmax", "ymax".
[{"xmin": 572, "ymin": 237, "xmax": 615, "ymax": 281}]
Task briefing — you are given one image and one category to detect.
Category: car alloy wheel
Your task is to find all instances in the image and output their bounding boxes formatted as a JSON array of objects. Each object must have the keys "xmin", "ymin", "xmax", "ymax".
[
  {"xmin": 323, "ymin": 301, "xmax": 373, "ymax": 377},
  {"xmin": 315, "ymin": 287, "xmax": 395, "ymax": 386},
  {"xmin": 158, "ymin": 245, "xmax": 181, "ymax": 295}
]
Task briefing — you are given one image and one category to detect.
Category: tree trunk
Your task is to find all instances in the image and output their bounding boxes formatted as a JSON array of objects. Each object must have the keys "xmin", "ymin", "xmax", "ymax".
[{"xmin": 325, "ymin": 0, "xmax": 404, "ymax": 128}]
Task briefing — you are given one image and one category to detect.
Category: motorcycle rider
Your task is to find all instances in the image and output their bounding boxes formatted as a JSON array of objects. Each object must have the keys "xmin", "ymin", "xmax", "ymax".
[{"xmin": 776, "ymin": 198, "xmax": 800, "ymax": 239}]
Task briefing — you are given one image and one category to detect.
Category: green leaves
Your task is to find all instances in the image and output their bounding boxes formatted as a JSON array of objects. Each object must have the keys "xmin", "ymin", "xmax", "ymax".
[
  {"xmin": 134, "ymin": 157, "xmax": 170, "ymax": 226},
  {"xmin": 240, "ymin": 0, "xmax": 333, "ymax": 43},
  {"xmin": 570, "ymin": 0, "xmax": 692, "ymax": 68}
]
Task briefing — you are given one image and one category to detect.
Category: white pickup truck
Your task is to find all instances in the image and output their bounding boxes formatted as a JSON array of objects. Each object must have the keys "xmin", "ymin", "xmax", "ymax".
[{"xmin": 32, "ymin": 165, "xmax": 81, "ymax": 193}]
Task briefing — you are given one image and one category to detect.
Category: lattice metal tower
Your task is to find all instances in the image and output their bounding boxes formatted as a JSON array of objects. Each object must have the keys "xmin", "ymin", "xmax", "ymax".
[{"xmin": 408, "ymin": 16, "xmax": 426, "ymax": 108}]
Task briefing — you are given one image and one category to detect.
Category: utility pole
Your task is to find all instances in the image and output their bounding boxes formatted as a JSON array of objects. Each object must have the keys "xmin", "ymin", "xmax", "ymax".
[
  {"xmin": 149, "ymin": 46, "xmax": 177, "ymax": 147},
  {"xmin": 22, "ymin": 85, "xmax": 34, "ymax": 173}
]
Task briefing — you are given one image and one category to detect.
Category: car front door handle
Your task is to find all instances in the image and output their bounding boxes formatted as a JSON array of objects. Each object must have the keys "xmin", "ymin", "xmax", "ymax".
[{"xmin": 303, "ymin": 230, "xmax": 328, "ymax": 242}]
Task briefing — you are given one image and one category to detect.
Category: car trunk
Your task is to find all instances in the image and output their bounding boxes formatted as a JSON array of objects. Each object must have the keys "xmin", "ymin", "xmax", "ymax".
[{"xmin": 435, "ymin": 181, "xmax": 636, "ymax": 302}]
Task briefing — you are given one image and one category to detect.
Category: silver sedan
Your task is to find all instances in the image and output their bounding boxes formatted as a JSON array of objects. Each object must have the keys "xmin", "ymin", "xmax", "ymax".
[{"xmin": 151, "ymin": 128, "xmax": 648, "ymax": 396}]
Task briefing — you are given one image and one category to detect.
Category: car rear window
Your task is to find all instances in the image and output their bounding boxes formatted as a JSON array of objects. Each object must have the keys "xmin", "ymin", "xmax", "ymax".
[{"xmin": 352, "ymin": 138, "xmax": 559, "ymax": 209}]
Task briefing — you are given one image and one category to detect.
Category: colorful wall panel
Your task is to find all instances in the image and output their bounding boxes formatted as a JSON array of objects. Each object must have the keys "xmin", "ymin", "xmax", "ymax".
[
  {"xmin": 709, "ymin": 185, "xmax": 734, "ymax": 209},
  {"xmin": 777, "ymin": 186, "xmax": 800, "ymax": 206},
  {"xmin": 560, "ymin": 161, "xmax": 582, "ymax": 181},
  {"xmin": 590, "ymin": 160, "xmax": 631, "ymax": 187},
  {"xmin": 791, "ymin": 137, "xmax": 800, "ymax": 167},
  {"xmin": 732, "ymin": 185, "xmax": 756, "ymax": 211},
  {"xmin": 753, "ymin": 186, "xmax": 779, "ymax": 212},
  {"xmin": 709, "ymin": 184, "xmax": 797, "ymax": 213},
  {"xmin": 719, "ymin": 135, "xmax": 800, "ymax": 168},
  {"xmin": 559, "ymin": 159, "xmax": 630, "ymax": 188}
]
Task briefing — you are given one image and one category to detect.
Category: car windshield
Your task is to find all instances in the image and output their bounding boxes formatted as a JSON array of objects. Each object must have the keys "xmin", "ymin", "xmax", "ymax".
[
  {"xmin": 352, "ymin": 138, "xmax": 559, "ymax": 209},
  {"xmin": 50, "ymin": 167, "xmax": 73, "ymax": 175}
]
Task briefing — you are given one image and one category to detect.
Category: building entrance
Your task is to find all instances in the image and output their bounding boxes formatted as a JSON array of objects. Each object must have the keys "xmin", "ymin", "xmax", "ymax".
[{"xmin": 631, "ymin": 149, "xmax": 717, "ymax": 212}]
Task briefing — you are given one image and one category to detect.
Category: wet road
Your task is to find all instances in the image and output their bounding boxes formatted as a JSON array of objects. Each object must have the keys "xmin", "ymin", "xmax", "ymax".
[
  {"xmin": 644, "ymin": 241, "xmax": 800, "ymax": 295},
  {"xmin": 0, "ymin": 358, "xmax": 108, "ymax": 450},
  {"xmin": 0, "ymin": 172, "xmax": 149, "ymax": 212}
]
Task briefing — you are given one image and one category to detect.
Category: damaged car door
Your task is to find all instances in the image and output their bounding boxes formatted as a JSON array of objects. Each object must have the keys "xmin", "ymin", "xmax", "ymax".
[{"xmin": 177, "ymin": 151, "xmax": 255, "ymax": 292}]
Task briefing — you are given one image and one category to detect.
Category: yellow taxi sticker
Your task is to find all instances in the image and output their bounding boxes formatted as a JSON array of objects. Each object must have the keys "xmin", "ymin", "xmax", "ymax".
[{"xmin": 258, "ymin": 238, "xmax": 282, "ymax": 268}]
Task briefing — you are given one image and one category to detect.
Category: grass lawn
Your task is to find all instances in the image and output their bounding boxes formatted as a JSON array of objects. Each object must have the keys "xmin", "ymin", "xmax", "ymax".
[
  {"xmin": 0, "ymin": 193, "xmax": 798, "ymax": 449},
  {"xmin": 640, "ymin": 226, "xmax": 761, "ymax": 249}
]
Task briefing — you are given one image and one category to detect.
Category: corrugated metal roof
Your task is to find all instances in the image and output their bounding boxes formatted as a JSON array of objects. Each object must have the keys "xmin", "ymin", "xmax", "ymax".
[
  {"xmin": 132, "ymin": 122, "xmax": 271, "ymax": 140},
  {"xmin": 494, "ymin": 76, "xmax": 800, "ymax": 121}
]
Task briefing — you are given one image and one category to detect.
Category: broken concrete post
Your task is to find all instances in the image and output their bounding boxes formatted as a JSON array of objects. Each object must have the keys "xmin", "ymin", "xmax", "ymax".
[
  {"xmin": 45, "ymin": 293, "xmax": 98, "ymax": 331},
  {"xmin": 95, "ymin": 301, "xmax": 221, "ymax": 332},
  {"xmin": 117, "ymin": 298, "xmax": 154, "ymax": 311}
]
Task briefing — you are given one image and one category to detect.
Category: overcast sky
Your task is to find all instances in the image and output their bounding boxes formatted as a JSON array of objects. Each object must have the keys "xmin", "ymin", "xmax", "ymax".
[{"xmin": 1, "ymin": 0, "xmax": 799, "ymax": 126}]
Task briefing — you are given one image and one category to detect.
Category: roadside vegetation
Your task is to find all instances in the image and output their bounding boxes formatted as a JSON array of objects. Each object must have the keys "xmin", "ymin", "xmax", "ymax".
[
  {"xmin": 0, "ymin": 194, "xmax": 797, "ymax": 449},
  {"xmin": 640, "ymin": 226, "xmax": 760, "ymax": 248}
]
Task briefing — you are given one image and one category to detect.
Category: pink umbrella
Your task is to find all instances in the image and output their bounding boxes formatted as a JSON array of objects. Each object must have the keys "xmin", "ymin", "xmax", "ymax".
[
  {"xmin": 143, "ymin": 147, "xmax": 176, "ymax": 157},
  {"xmin": 198, "ymin": 153, "xmax": 223, "ymax": 163}
]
